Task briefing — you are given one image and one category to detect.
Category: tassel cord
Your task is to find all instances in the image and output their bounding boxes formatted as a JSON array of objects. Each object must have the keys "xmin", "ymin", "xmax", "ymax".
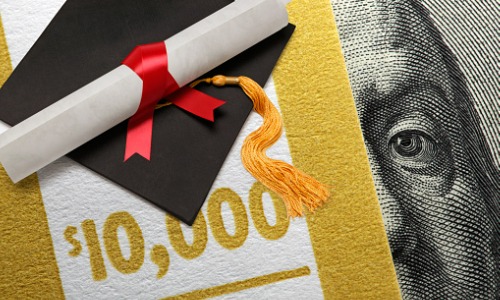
[{"xmin": 189, "ymin": 75, "xmax": 330, "ymax": 217}]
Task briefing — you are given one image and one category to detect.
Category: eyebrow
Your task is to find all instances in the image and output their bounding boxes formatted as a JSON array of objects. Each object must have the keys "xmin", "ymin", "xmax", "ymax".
[{"xmin": 358, "ymin": 81, "xmax": 454, "ymax": 127}]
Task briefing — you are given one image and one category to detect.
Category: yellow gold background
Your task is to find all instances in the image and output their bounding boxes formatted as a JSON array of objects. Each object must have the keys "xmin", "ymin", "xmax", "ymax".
[{"xmin": 273, "ymin": 0, "xmax": 401, "ymax": 298}]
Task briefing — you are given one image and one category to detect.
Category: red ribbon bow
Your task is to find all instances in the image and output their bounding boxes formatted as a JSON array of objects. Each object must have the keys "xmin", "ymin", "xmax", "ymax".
[{"xmin": 122, "ymin": 42, "xmax": 225, "ymax": 161}]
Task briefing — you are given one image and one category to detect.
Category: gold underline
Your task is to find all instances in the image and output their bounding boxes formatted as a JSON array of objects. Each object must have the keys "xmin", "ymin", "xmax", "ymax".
[{"xmin": 161, "ymin": 266, "xmax": 311, "ymax": 299}]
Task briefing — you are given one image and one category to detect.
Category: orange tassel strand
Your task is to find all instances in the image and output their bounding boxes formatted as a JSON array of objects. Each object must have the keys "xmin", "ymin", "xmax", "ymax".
[{"xmin": 190, "ymin": 75, "xmax": 330, "ymax": 217}]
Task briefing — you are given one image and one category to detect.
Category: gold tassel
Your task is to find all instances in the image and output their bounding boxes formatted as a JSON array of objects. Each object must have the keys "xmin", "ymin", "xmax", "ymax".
[{"xmin": 191, "ymin": 75, "xmax": 330, "ymax": 217}]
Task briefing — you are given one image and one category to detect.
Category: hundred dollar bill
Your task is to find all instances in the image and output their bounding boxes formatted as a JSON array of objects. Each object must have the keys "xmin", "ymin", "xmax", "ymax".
[{"xmin": 331, "ymin": 0, "xmax": 499, "ymax": 299}]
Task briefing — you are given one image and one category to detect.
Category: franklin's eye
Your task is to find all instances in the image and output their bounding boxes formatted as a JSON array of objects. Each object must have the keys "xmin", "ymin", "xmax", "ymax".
[{"xmin": 388, "ymin": 130, "xmax": 439, "ymax": 165}]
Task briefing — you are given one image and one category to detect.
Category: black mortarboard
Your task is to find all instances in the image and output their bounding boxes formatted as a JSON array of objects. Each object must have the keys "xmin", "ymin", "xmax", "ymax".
[{"xmin": 0, "ymin": 0, "xmax": 294, "ymax": 224}]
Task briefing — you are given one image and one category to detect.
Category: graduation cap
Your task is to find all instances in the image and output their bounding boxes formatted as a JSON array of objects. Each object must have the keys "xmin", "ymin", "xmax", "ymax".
[{"xmin": 0, "ymin": 0, "xmax": 295, "ymax": 224}]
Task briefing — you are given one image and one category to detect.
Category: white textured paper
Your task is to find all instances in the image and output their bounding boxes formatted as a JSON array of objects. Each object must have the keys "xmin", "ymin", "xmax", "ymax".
[{"xmin": 37, "ymin": 81, "xmax": 324, "ymax": 299}]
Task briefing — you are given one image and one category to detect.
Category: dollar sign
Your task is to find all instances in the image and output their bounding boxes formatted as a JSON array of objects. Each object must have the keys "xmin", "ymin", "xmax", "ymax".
[{"xmin": 64, "ymin": 226, "xmax": 82, "ymax": 257}]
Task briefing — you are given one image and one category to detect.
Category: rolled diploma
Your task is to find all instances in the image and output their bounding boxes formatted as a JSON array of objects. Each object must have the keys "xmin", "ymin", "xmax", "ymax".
[{"xmin": 0, "ymin": 0, "xmax": 289, "ymax": 183}]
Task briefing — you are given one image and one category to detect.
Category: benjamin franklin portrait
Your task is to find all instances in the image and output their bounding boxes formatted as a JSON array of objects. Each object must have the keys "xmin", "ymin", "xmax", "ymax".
[{"xmin": 331, "ymin": 0, "xmax": 500, "ymax": 298}]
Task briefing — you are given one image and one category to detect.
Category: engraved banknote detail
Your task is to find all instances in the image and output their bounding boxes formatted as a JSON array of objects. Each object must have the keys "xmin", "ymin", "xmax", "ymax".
[{"xmin": 331, "ymin": 0, "xmax": 500, "ymax": 298}]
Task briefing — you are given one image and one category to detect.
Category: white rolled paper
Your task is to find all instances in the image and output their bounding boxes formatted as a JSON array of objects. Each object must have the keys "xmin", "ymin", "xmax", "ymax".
[{"xmin": 0, "ymin": 0, "xmax": 289, "ymax": 183}]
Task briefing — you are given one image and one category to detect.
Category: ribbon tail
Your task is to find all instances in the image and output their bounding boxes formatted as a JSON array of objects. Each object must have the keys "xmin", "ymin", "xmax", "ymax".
[
  {"xmin": 124, "ymin": 108, "xmax": 155, "ymax": 161},
  {"xmin": 169, "ymin": 87, "xmax": 225, "ymax": 122}
]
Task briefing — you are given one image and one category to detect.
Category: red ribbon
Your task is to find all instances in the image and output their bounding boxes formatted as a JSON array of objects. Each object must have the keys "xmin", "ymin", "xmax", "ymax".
[{"xmin": 122, "ymin": 42, "xmax": 225, "ymax": 161}]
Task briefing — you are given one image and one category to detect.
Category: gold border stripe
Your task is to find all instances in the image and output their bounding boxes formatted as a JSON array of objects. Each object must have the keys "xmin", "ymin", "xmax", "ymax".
[
  {"xmin": 0, "ymin": 14, "xmax": 65, "ymax": 299},
  {"xmin": 162, "ymin": 266, "xmax": 311, "ymax": 299},
  {"xmin": 0, "ymin": 14, "xmax": 12, "ymax": 88},
  {"xmin": 273, "ymin": 0, "xmax": 401, "ymax": 299}
]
